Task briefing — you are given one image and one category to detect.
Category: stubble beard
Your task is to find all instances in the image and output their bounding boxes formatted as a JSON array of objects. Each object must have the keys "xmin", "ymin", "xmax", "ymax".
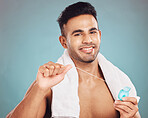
[{"xmin": 68, "ymin": 46, "xmax": 100, "ymax": 64}]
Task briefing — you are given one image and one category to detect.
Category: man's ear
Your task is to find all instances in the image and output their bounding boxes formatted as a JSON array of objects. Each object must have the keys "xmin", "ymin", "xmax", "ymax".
[
  {"xmin": 59, "ymin": 36, "xmax": 67, "ymax": 49},
  {"xmin": 98, "ymin": 30, "xmax": 101, "ymax": 42}
]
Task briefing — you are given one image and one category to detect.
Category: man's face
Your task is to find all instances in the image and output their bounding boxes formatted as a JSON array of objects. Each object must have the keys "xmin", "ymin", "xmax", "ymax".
[{"xmin": 63, "ymin": 14, "xmax": 101, "ymax": 63}]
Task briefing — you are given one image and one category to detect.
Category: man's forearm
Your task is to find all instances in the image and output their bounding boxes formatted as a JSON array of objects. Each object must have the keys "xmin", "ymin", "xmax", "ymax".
[{"xmin": 8, "ymin": 83, "xmax": 47, "ymax": 118}]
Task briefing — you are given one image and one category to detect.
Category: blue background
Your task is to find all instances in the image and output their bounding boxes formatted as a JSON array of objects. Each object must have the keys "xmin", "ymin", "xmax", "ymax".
[{"xmin": 0, "ymin": 0, "xmax": 148, "ymax": 117}]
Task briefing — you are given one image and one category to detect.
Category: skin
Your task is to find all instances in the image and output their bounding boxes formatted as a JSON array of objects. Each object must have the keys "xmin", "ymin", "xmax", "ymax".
[
  {"xmin": 7, "ymin": 14, "xmax": 141, "ymax": 118},
  {"xmin": 114, "ymin": 97, "xmax": 141, "ymax": 118}
]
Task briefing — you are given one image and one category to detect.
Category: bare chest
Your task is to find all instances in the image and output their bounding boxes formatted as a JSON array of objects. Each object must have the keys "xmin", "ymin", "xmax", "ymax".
[{"xmin": 78, "ymin": 79, "xmax": 119, "ymax": 118}]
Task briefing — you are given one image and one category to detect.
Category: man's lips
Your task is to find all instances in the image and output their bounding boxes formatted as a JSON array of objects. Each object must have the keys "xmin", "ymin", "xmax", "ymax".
[{"xmin": 79, "ymin": 46, "xmax": 95, "ymax": 53}]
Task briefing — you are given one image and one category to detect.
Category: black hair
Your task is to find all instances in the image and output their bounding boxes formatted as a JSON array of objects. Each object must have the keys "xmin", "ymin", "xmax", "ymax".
[{"xmin": 57, "ymin": 2, "xmax": 98, "ymax": 36}]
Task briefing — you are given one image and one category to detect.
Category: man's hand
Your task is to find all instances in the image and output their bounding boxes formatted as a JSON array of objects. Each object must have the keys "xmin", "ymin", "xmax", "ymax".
[
  {"xmin": 114, "ymin": 97, "xmax": 140, "ymax": 118},
  {"xmin": 36, "ymin": 61, "xmax": 72, "ymax": 91}
]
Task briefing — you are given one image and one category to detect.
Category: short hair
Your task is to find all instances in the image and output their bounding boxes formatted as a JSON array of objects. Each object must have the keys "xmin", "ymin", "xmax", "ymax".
[{"xmin": 57, "ymin": 2, "xmax": 98, "ymax": 36}]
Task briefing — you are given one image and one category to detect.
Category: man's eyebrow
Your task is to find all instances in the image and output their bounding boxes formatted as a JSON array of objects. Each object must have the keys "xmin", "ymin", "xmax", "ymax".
[
  {"xmin": 71, "ymin": 29, "xmax": 84, "ymax": 35},
  {"xmin": 89, "ymin": 27, "xmax": 98, "ymax": 31}
]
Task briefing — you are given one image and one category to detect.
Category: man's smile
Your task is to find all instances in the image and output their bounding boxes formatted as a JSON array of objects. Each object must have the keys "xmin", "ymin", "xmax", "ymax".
[{"xmin": 79, "ymin": 45, "xmax": 95, "ymax": 54}]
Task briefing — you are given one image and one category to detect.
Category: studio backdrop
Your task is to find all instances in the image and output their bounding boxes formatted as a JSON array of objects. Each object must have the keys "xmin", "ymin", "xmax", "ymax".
[{"xmin": 0, "ymin": 0, "xmax": 148, "ymax": 117}]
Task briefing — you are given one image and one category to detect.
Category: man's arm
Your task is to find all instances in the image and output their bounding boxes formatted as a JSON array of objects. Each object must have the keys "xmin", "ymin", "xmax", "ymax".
[
  {"xmin": 7, "ymin": 61, "xmax": 72, "ymax": 118},
  {"xmin": 7, "ymin": 81, "xmax": 51, "ymax": 118},
  {"xmin": 24, "ymin": 80, "xmax": 52, "ymax": 118}
]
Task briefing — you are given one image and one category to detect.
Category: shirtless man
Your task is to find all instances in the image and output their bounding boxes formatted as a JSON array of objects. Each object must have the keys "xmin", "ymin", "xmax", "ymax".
[{"xmin": 7, "ymin": 2, "xmax": 140, "ymax": 118}]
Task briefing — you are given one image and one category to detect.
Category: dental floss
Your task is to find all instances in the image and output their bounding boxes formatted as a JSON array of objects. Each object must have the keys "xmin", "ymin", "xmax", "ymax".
[
  {"xmin": 75, "ymin": 67, "xmax": 105, "ymax": 82},
  {"xmin": 118, "ymin": 86, "xmax": 131, "ymax": 101},
  {"xmin": 74, "ymin": 67, "xmax": 135, "ymax": 101}
]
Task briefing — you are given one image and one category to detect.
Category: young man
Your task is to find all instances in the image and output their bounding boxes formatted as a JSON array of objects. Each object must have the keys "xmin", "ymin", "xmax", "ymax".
[{"xmin": 7, "ymin": 2, "xmax": 140, "ymax": 118}]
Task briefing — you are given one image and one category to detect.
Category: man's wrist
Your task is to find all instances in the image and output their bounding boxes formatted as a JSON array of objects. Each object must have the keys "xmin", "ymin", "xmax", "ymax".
[{"xmin": 34, "ymin": 82, "xmax": 51, "ymax": 98}]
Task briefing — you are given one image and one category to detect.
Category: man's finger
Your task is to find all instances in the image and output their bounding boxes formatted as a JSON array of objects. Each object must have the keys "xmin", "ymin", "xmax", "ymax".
[
  {"xmin": 43, "ymin": 63, "xmax": 50, "ymax": 68},
  {"xmin": 52, "ymin": 64, "xmax": 60, "ymax": 75},
  {"xmin": 44, "ymin": 68, "xmax": 50, "ymax": 77},
  {"xmin": 115, "ymin": 100, "xmax": 134, "ymax": 110},
  {"xmin": 122, "ymin": 97, "xmax": 138, "ymax": 105},
  {"xmin": 114, "ymin": 103, "xmax": 132, "ymax": 113},
  {"xmin": 39, "ymin": 66, "xmax": 46, "ymax": 73},
  {"xmin": 57, "ymin": 65, "xmax": 65, "ymax": 74},
  {"xmin": 48, "ymin": 65, "xmax": 54, "ymax": 76},
  {"xmin": 61, "ymin": 64, "xmax": 73, "ymax": 75},
  {"xmin": 114, "ymin": 107, "xmax": 129, "ymax": 117},
  {"xmin": 48, "ymin": 61, "xmax": 54, "ymax": 64}
]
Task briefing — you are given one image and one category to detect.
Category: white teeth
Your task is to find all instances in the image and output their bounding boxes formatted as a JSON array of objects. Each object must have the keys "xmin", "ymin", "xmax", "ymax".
[{"xmin": 82, "ymin": 47, "xmax": 93, "ymax": 50}]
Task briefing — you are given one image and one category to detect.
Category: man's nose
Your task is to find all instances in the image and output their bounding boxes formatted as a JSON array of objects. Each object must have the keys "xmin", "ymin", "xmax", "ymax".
[{"xmin": 82, "ymin": 34, "xmax": 92, "ymax": 44}]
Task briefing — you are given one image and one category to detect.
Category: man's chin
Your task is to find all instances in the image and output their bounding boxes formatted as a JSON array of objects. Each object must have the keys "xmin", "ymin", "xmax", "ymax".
[
  {"xmin": 78, "ymin": 57, "xmax": 96, "ymax": 63},
  {"xmin": 81, "ymin": 60, "xmax": 94, "ymax": 63}
]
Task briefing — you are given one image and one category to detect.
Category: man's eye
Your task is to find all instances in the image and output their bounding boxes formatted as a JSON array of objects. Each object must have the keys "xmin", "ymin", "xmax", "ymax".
[
  {"xmin": 74, "ymin": 33, "xmax": 81, "ymax": 36},
  {"xmin": 90, "ymin": 31, "xmax": 97, "ymax": 34}
]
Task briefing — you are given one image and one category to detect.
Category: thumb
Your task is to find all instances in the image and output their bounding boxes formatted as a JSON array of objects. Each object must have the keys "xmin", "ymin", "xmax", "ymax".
[{"xmin": 61, "ymin": 64, "xmax": 73, "ymax": 75}]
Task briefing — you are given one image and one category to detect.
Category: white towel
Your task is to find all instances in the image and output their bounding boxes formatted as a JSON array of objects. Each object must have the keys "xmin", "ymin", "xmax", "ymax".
[{"xmin": 51, "ymin": 49, "xmax": 140, "ymax": 118}]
